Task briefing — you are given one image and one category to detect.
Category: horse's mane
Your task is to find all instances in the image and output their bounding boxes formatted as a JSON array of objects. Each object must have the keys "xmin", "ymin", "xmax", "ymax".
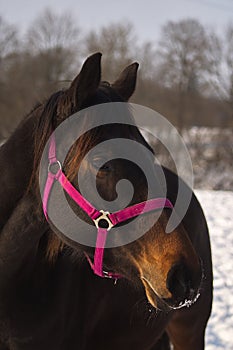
[
  {"xmin": 29, "ymin": 89, "xmax": 107, "ymax": 262},
  {"xmin": 32, "ymin": 91, "xmax": 63, "ymax": 185},
  {"xmin": 29, "ymin": 84, "xmax": 153, "ymax": 262},
  {"xmin": 25, "ymin": 91, "xmax": 65, "ymax": 262},
  {"xmin": 32, "ymin": 86, "xmax": 112, "ymax": 185}
]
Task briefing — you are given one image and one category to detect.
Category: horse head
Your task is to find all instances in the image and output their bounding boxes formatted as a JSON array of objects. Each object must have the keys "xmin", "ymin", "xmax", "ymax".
[{"xmin": 34, "ymin": 53, "xmax": 202, "ymax": 312}]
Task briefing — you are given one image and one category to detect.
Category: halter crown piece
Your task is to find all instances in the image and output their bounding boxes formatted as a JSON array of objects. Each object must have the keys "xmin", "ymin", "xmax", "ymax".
[{"xmin": 42, "ymin": 133, "xmax": 173, "ymax": 280}]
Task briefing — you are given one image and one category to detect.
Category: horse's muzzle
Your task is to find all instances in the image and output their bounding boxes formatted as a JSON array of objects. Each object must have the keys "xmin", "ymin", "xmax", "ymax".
[{"xmin": 141, "ymin": 259, "xmax": 203, "ymax": 311}]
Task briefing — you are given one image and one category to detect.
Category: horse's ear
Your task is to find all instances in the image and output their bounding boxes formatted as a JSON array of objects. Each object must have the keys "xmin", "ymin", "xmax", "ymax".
[
  {"xmin": 71, "ymin": 52, "xmax": 102, "ymax": 108},
  {"xmin": 112, "ymin": 62, "xmax": 139, "ymax": 101},
  {"xmin": 57, "ymin": 53, "xmax": 102, "ymax": 118}
]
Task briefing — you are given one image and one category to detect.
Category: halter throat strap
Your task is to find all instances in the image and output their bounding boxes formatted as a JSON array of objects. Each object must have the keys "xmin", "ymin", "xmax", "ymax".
[{"xmin": 43, "ymin": 133, "xmax": 173, "ymax": 280}]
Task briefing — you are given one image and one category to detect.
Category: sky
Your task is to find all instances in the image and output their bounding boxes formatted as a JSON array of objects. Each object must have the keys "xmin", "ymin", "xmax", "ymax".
[{"xmin": 0, "ymin": 0, "xmax": 233, "ymax": 44}]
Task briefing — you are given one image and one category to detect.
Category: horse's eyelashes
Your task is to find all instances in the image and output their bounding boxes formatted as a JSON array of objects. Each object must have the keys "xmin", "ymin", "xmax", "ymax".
[
  {"xmin": 92, "ymin": 157, "xmax": 112, "ymax": 172},
  {"xmin": 100, "ymin": 164, "xmax": 111, "ymax": 171}
]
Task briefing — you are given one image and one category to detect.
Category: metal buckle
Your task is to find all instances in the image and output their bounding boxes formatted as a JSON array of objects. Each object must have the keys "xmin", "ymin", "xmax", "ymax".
[
  {"xmin": 103, "ymin": 270, "xmax": 112, "ymax": 278},
  {"xmin": 48, "ymin": 160, "xmax": 62, "ymax": 175},
  {"xmin": 102, "ymin": 271, "xmax": 118, "ymax": 284},
  {"xmin": 93, "ymin": 210, "xmax": 114, "ymax": 231}
]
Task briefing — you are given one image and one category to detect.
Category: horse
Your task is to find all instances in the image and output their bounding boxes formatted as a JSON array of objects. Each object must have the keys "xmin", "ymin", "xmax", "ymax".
[{"xmin": 0, "ymin": 53, "xmax": 212, "ymax": 349}]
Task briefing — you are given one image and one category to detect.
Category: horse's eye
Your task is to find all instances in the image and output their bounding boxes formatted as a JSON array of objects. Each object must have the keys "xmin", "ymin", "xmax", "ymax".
[{"xmin": 92, "ymin": 157, "xmax": 111, "ymax": 172}]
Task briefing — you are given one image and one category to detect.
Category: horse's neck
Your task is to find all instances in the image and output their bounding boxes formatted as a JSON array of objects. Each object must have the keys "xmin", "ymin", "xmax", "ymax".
[{"xmin": 0, "ymin": 114, "xmax": 38, "ymax": 229}]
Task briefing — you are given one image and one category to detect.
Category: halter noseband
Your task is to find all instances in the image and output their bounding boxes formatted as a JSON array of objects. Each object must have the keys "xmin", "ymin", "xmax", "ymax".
[{"xmin": 43, "ymin": 133, "xmax": 173, "ymax": 280}]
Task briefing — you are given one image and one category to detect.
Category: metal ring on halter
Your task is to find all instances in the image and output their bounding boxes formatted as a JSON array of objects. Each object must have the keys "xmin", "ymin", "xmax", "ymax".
[
  {"xmin": 93, "ymin": 210, "xmax": 114, "ymax": 231},
  {"xmin": 102, "ymin": 270, "xmax": 113, "ymax": 278},
  {"xmin": 48, "ymin": 160, "xmax": 62, "ymax": 175}
]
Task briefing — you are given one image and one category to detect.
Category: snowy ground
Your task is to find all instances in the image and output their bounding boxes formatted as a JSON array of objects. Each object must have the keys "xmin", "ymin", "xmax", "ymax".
[{"xmin": 195, "ymin": 190, "xmax": 233, "ymax": 350}]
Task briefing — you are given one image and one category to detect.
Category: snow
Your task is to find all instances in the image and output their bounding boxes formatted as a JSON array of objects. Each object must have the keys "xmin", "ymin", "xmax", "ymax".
[{"xmin": 195, "ymin": 190, "xmax": 233, "ymax": 349}]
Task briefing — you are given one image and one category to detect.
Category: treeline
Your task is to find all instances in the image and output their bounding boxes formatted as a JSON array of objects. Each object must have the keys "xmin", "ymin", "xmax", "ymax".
[{"xmin": 0, "ymin": 8, "xmax": 233, "ymax": 139}]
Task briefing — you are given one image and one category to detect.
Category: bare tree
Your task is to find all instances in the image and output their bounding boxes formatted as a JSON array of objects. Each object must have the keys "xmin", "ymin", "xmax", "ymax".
[
  {"xmin": 0, "ymin": 16, "xmax": 18, "ymax": 60},
  {"xmin": 136, "ymin": 41, "xmax": 158, "ymax": 80},
  {"xmin": 0, "ymin": 16, "xmax": 19, "ymax": 139},
  {"xmin": 27, "ymin": 8, "xmax": 80, "ymax": 52},
  {"xmin": 156, "ymin": 19, "xmax": 218, "ymax": 131},
  {"xmin": 157, "ymin": 19, "xmax": 213, "ymax": 92},
  {"xmin": 0, "ymin": 9, "xmax": 81, "ymax": 138},
  {"xmin": 202, "ymin": 23, "xmax": 233, "ymax": 125},
  {"xmin": 0, "ymin": 15, "xmax": 19, "ymax": 82},
  {"xmin": 26, "ymin": 8, "xmax": 80, "ymax": 82},
  {"xmin": 220, "ymin": 23, "xmax": 233, "ymax": 120},
  {"xmin": 226, "ymin": 24, "xmax": 233, "ymax": 105},
  {"xmin": 84, "ymin": 22, "xmax": 136, "ymax": 81},
  {"xmin": 222, "ymin": 23, "xmax": 233, "ymax": 125}
]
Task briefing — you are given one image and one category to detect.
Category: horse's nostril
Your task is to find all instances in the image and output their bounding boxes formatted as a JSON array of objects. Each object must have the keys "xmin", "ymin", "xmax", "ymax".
[{"xmin": 166, "ymin": 263, "xmax": 192, "ymax": 302}]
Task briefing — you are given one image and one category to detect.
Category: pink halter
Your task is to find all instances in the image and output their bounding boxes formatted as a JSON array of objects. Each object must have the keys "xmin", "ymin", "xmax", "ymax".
[{"xmin": 43, "ymin": 133, "xmax": 173, "ymax": 280}]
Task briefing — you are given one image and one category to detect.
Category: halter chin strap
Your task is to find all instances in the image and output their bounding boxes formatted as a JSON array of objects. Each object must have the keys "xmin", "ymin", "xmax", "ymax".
[{"xmin": 43, "ymin": 133, "xmax": 173, "ymax": 280}]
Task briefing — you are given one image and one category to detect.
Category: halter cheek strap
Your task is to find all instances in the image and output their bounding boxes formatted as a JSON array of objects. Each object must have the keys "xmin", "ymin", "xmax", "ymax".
[{"xmin": 42, "ymin": 134, "xmax": 173, "ymax": 280}]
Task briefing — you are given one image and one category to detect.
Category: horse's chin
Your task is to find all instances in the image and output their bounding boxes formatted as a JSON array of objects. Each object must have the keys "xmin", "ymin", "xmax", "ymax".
[
  {"xmin": 141, "ymin": 276, "xmax": 171, "ymax": 312},
  {"xmin": 141, "ymin": 276, "xmax": 200, "ymax": 312}
]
